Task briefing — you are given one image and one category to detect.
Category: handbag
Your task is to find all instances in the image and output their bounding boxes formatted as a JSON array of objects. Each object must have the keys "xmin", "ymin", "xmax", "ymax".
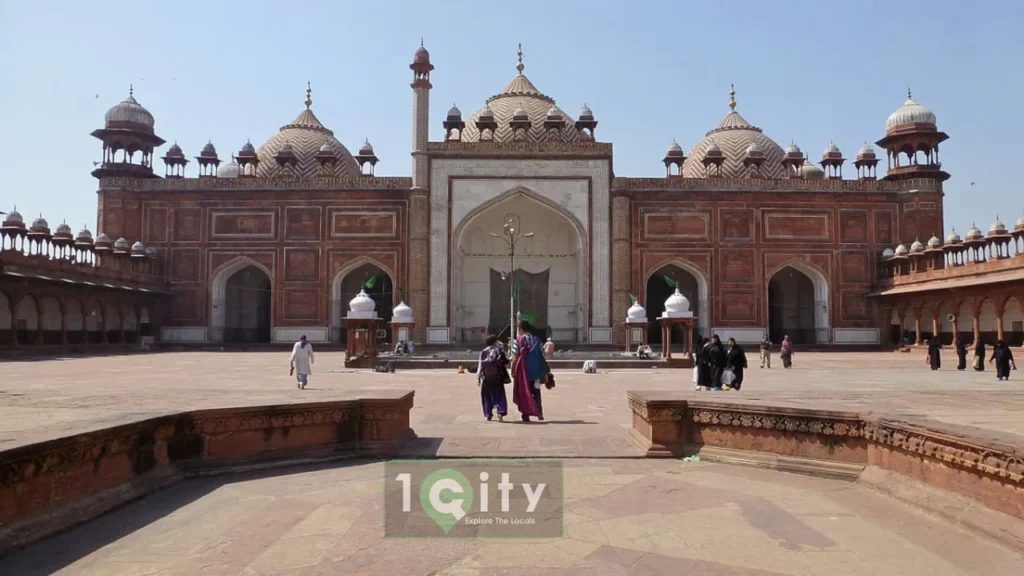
[
  {"xmin": 500, "ymin": 365, "xmax": 512, "ymax": 385},
  {"xmin": 692, "ymin": 365, "xmax": 699, "ymax": 384},
  {"xmin": 721, "ymin": 368, "xmax": 736, "ymax": 387},
  {"xmin": 545, "ymin": 372, "xmax": 556, "ymax": 389}
]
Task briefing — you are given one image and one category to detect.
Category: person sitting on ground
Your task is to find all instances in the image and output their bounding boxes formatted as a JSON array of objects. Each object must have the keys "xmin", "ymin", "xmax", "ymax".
[{"xmin": 637, "ymin": 344, "xmax": 653, "ymax": 359}]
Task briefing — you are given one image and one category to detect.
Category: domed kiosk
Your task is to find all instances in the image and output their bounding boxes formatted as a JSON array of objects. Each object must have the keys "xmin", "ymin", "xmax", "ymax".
[
  {"xmin": 344, "ymin": 289, "xmax": 382, "ymax": 368},
  {"xmin": 623, "ymin": 298, "xmax": 650, "ymax": 354},
  {"xmin": 390, "ymin": 300, "xmax": 416, "ymax": 349},
  {"xmin": 656, "ymin": 289, "xmax": 697, "ymax": 366}
]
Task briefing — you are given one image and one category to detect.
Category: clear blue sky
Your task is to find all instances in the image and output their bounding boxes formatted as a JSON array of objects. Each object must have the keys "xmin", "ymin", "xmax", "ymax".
[{"xmin": 1, "ymin": 0, "xmax": 1019, "ymax": 239}]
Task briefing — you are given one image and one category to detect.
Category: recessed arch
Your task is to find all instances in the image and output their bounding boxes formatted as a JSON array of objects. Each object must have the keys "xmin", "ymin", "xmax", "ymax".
[
  {"xmin": 14, "ymin": 295, "xmax": 38, "ymax": 344},
  {"xmin": 210, "ymin": 256, "xmax": 274, "ymax": 344},
  {"xmin": 766, "ymin": 259, "xmax": 830, "ymax": 345},
  {"xmin": 1004, "ymin": 297, "xmax": 1023, "ymax": 346},
  {"xmin": 0, "ymin": 291, "xmax": 12, "ymax": 346},
  {"xmin": 643, "ymin": 259, "xmax": 710, "ymax": 339},
  {"xmin": 66, "ymin": 299, "xmax": 84, "ymax": 344},
  {"xmin": 329, "ymin": 256, "xmax": 396, "ymax": 344},
  {"xmin": 450, "ymin": 187, "xmax": 589, "ymax": 343}
]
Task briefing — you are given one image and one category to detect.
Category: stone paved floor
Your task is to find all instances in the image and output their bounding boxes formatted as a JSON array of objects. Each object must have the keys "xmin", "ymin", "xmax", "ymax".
[
  {"xmin": 1, "ymin": 350, "xmax": 1023, "ymax": 455},
  {"xmin": 2, "ymin": 458, "xmax": 1022, "ymax": 575}
]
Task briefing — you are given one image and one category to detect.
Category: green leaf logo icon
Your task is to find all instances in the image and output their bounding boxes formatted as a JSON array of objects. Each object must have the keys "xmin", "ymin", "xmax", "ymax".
[{"xmin": 419, "ymin": 468, "xmax": 473, "ymax": 534}]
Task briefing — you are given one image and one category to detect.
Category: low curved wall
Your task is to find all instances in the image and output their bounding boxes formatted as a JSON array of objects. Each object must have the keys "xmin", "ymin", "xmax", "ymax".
[
  {"xmin": 0, "ymin": 392, "xmax": 414, "ymax": 556},
  {"xmin": 627, "ymin": 391, "xmax": 1024, "ymax": 524}
]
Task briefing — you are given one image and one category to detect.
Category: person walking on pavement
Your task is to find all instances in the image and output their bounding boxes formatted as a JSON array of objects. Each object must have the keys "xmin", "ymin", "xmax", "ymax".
[
  {"xmin": 759, "ymin": 334, "xmax": 772, "ymax": 369},
  {"xmin": 290, "ymin": 334, "xmax": 315, "ymax": 389}
]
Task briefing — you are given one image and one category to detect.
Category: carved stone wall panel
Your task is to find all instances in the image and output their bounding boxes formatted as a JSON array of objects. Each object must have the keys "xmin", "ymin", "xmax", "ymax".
[
  {"xmin": 285, "ymin": 207, "xmax": 322, "ymax": 241},
  {"xmin": 721, "ymin": 249, "xmax": 755, "ymax": 283},
  {"xmin": 173, "ymin": 207, "xmax": 202, "ymax": 242},
  {"xmin": 901, "ymin": 213, "xmax": 918, "ymax": 245},
  {"xmin": 764, "ymin": 212, "xmax": 831, "ymax": 241},
  {"xmin": 641, "ymin": 210, "xmax": 710, "ymax": 241},
  {"xmin": 284, "ymin": 248, "xmax": 319, "ymax": 282},
  {"xmin": 720, "ymin": 209, "xmax": 753, "ymax": 241},
  {"xmin": 209, "ymin": 209, "xmax": 277, "ymax": 241},
  {"xmin": 330, "ymin": 210, "xmax": 398, "ymax": 238},
  {"xmin": 841, "ymin": 291, "xmax": 870, "ymax": 321},
  {"xmin": 282, "ymin": 290, "xmax": 319, "ymax": 322},
  {"xmin": 839, "ymin": 209, "xmax": 868, "ymax": 244},
  {"xmin": 145, "ymin": 207, "xmax": 168, "ymax": 243},
  {"xmin": 170, "ymin": 289, "xmax": 201, "ymax": 322},
  {"xmin": 874, "ymin": 210, "xmax": 894, "ymax": 245},
  {"xmin": 169, "ymin": 248, "xmax": 200, "ymax": 283},
  {"xmin": 840, "ymin": 250, "xmax": 871, "ymax": 285},
  {"xmin": 720, "ymin": 290, "xmax": 756, "ymax": 322}
]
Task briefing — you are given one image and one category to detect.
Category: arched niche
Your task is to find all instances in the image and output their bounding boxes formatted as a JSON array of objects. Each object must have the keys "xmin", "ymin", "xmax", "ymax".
[
  {"xmin": 767, "ymin": 261, "xmax": 830, "ymax": 345},
  {"xmin": 1004, "ymin": 297, "xmax": 1023, "ymax": 346},
  {"xmin": 85, "ymin": 301, "xmax": 104, "ymax": 344},
  {"xmin": 14, "ymin": 295, "xmax": 38, "ymax": 344},
  {"xmin": 644, "ymin": 261, "xmax": 709, "ymax": 345},
  {"xmin": 329, "ymin": 258, "xmax": 395, "ymax": 344},
  {"xmin": 41, "ymin": 297, "xmax": 62, "ymax": 345},
  {"xmin": 210, "ymin": 256, "xmax": 274, "ymax": 344},
  {"xmin": 0, "ymin": 292, "xmax": 12, "ymax": 346}
]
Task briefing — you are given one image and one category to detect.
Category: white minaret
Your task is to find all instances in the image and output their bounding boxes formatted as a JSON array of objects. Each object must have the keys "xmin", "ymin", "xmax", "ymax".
[{"xmin": 410, "ymin": 39, "xmax": 433, "ymax": 189}]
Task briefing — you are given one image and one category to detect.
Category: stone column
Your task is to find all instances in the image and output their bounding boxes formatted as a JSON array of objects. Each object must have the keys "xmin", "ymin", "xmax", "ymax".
[
  {"xmin": 60, "ymin": 297, "xmax": 68, "ymax": 348},
  {"xmin": 408, "ymin": 190, "xmax": 430, "ymax": 343},
  {"xmin": 914, "ymin": 317, "xmax": 921, "ymax": 346},
  {"xmin": 972, "ymin": 312, "xmax": 981, "ymax": 345},
  {"xmin": 932, "ymin": 316, "xmax": 940, "ymax": 343},
  {"xmin": 610, "ymin": 195, "xmax": 631, "ymax": 346},
  {"xmin": 951, "ymin": 314, "xmax": 959, "ymax": 345},
  {"xmin": 35, "ymin": 298, "xmax": 44, "ymax": 345}
]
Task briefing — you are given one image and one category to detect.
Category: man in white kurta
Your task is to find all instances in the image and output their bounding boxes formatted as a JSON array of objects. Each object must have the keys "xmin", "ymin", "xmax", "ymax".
[{"xmin": 290, "ymin": 335, "xmax": 314, "ymax": 389}]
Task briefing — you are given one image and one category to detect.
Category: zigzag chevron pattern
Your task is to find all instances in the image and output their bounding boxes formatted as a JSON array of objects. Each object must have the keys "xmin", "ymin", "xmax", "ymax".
[
  {"xmin": 683, "ymin": 127, "xmax": 788, "ymax": 179},
  {"xmin": 255, "ymin": 108, "xmax": 360, "ymax": 179},
  {"xmin": 459, "ymin": 74, "xmax": 581, "ymax": 144}
]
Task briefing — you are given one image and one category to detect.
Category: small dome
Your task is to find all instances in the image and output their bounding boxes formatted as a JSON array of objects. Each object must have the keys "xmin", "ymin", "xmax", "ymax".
[
  {"xmin": 240, "ymin": 140, "xmax": 256, "ymax": 154},
  {"xmin": 910, "ymin": 239, "xmax": 925, "ymax": 253},
  {"xmin": 166, "ymin": 142, "xmax": 184, "ymax": 157},
  {"xmin": 578, "ymin": 104, "xmax": 594, "ymax": 120},
  {"xmin": 393, "ymin": 301, "xmax": 413, "ymax": 321},
  {"xmin": 76, "ymin": 227, "xmax": 93, "ymax": 242},
  {"xmin": 965, "ymin": 223, "xmax": 984, "ymax": 241},
  {"xmin": 114, "ymin": 237, "xmax": 130, "ymax": 251},
  {"xmin": 546, "ymin": 105, "xmax": 561, "ymax": 119},
  {"xmin": 144, "ymin": 246, "xmax": 159, "ymax": 258},
  {"xmin": 886, "ymin": 89, "xmax": 937, "ymax": 131},
  {"xmin": 447, "ymin": 104, "xmax": 462, "ymax": 118},
  {"xmin": 55, "ymin": 222, "xmax": 72, "ymax": 235},
  {"xmin": 131, "ymin": 240, "xmax": 146, "ymax": 255},
  {"xmin": 479, "ymin": 104, "xmax": 495, "ymax": 120},
  {"xmin": 945, "ymin": 229, "xmax": 962, "ymax": 244},
  {"xmin": 881, "ymin": 247, "xmax": 895, "ymax": 258},
  {"xmin": 857, "ymin": 142, "xmax": 876, "ymax": 158},
  {"xmin": 894, "ymin": 243, "xmax": 909, "ymax": 256},
  {"xmin": 347, "ymin": 289, "xmax": 377, "ymax": 318},
  {"xmin": 626, "ymin": 300, "xmax": 647, "ymax": 323},
  {"xmin": 279, "ymin": 142, "xmax": 295, "ymax": 154},
  {"xmin": 95, "ymin": 233, "xmax": 112, "ymax": 246},
  {"xmin": 746, "ymin": 142, "xmax": 763, "ymax": 154},
  {"xmin": 989, "ymin": 216, "xmax": 1007, "ymax": 234},
  {"xmin": 201, "ymin": 141, "xmax": 217, "ymax": 156},
  {"xmin": 3, "ymin": 208, "xmax": 24, "ymax": 225},
  {"xmin": 662, "ymin": 288, "xmax": 693, "ymax": 318},
  {"xmin": 31, "ymin": 215, "xmax": 49, "ymax": 231},
  {"xmin": 104, "ymin": 89, "xmax": 155, "ymax": 130},
  {"xmin": 927, "ymin": 235, "xmax": 942, "ymax": 249},
  {"xmin": 217, "ymin": 161, "xmax": 240, "ymax": 178},
  {"xmin": 705, "ymin": 140, "xmax": 721, "ymax": 154},
  {"xmin": 413, "ymin": 44, "xmax": 431, "ymax": 65},
  {"xmin": 824, "ymin": 142, "xmax": 841, "ymax": 155},
  {"xmin": 666, "ymin": 140, "xmax": 684, "ymax": 155},
  {"xmin": 317, "ymin": 141, "xmax": 334, "ymax": 153},
  {"xmin": 1016, "ymin": 212, "xmax": 1024, "ymax": 229},
  {"xmin": 800, "ymin": 159, "xmax": 824, "ymax": 180},
  {"xmin": 357, "ymin": 140, "xmax": 373, "ymax": 155},
  {"xmin": 512, "ymin": 106, "xmax": 529, "ymax": 121},
  {"xmin": 785, "ymin": 142, "xmax": 802, "ymax": 154}
]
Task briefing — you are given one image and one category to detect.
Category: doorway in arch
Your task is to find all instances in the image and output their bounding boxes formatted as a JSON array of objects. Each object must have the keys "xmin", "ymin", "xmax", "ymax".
[
  {"xmin": 645, "ymin": 265, "xmax": 701, "ymax": 348},
  {"xmin": 223, "ymin": 265, "xmax": 272, "ymax": 344},
  {"xmin": 768, "ymin": 265, "xmax": 823, "ymax": 345},
  {"xmin": 334, "ymin": 263, "xmax": 393, "ymax": 345}
]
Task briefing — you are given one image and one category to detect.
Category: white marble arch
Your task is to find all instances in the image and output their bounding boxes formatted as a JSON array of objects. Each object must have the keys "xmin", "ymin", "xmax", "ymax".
[
  {"xmin": 766, "ymin": 259, "xmax": 831, "ymax": 344},
  {"xmin": 451, "ymin": 187, "xmax": 588, "ymax": 343},
  {"xmin": 329, "ymin": 256, "xmax": 395, "ymax": 343},
  {"xmin": 643, "ymin": 259, "xmax": 710, "ymax": 336},
  {"xmin": 209, "ymin": 256, "xmax": 274, "ymax": 343}
]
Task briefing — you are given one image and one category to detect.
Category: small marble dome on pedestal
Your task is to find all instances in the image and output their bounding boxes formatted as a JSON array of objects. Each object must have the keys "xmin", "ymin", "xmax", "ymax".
[
  {"xmin": 659, "ymin": 288, "xmax": 693, "ymax": 319},
  {"xmin": 626, "ymin": 300, "xmax": 647, "ymax": 323},
  {"xmin": 347, "ymin": 289, "xmax": 378, "ymax": 319},
  {"xmin": 392, "ymin": 301, "xmax": 413, "ymax": 322}
]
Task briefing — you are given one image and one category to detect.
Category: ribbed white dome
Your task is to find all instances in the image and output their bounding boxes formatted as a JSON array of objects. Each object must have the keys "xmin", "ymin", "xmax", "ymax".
[
  {"xmin": 105, "ymin": 90, "xmax": 155, "ymax": 129},
  {"xmin": 894, "ymin": 244, "xmax": 909, "ymax": 256},
  {"xmin": 910, "ymin": 239, "xmax": 925, "ymax": 253},
  {"xmin": 799, "ymin": 159, "xmax": 824, "ymax": 180},
  {"xmin": 927, "ymin": 235, "xmax": 942, "ymax": 249},
  {"xmin": 886, "ymin": 91, "xmax": 937, "ymax": 130},
  {"xmin": 965, "ymin": 224, "xmax": 984, "ymax": 241},
  {"xmin": 989, "ymin": 216, "xmax": 1007, "ymax": 234},
  {"xmin": 347, "ymin": 289, "xmax": 378, "ymax": 318},
  {"xmin": 393, "ymin": 301, "xmax": 413, "ymax": 321},
  {"xmin": 626, "ymin": 300, "xmax": 647, "ymax": 323},
  {"xmin": 945, "ymin": 229, "xmax": 962, "ymax": 244},
  {"xmin": 661, "ymin": 288, "xmax": 693, "ymax": 318},
  {"xmin": 447, "ymin": 104, "xmax": 462, "ymax": 118},
  {"xmin": 881, "ymin": 247, "xmax": 895, "ymax": 258},
  {"xmin": 217, "ymin": 161, "xmax": 240, "ymax": 178}
]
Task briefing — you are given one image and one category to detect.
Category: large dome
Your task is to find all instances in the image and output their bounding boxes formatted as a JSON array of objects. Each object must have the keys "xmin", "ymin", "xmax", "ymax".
[
  {"xmin": 683, "ymin": 88, "xmax": 786, "ymax": 179},
  {"xmin": 104, "ymin": 86, "xmax": 155, "ymax": 132},
  {"xmin": 256, "ymin": 86, "xmax": 359, "ymax": 178},
  {"xmin": 460, "ymin": 47, "xmax": 580, "ymax": 143},
  {"xmin": 886, "ymin": 89, "xmax": 937, "ymax": 131}
]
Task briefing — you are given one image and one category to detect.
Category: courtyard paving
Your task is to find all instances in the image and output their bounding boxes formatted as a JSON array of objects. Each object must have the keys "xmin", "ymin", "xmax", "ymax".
[
  {"xmin": 1, "ymin": 350, "xmax": 1023, "ymax": 455},
  {"xmin": 1, "ymin": 458, "xmax": 1022, "ymax": 575}
]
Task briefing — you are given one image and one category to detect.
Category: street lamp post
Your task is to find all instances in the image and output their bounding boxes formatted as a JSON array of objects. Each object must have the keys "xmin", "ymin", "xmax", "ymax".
[{"xmin": 490, "ymin": 214, "xmax": 533, "ymax": 340}]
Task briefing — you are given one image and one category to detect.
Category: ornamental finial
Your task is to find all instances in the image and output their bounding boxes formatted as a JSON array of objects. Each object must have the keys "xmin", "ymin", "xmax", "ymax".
[
  {"xmin": 729, "ymin": 83, "xmax": 736, "ymax": 111},
  {"xmin": 907, "ymin": 86, "xmax": 912, "ymax": 100},
  {"xmin": 516, "ymin": 43, "xmax": 524, "ymax": 74},
  {"xmin": 129, "ymin": 83, "xmax": 134, "ymax": 98},
  {"xmin": 304, "ymin": 82, "xmax": 312, "ymax": 109}
]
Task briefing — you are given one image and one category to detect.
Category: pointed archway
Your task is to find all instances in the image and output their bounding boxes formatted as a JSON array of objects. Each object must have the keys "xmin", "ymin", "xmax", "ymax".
[
  {"xmin": 644, "ymin": 262, "xmax": 708, "ymax": 345},
  {"xmin": 330, "ymin": 259, "xmax": 395, "ymax": 344},
  {"xmin": 210, "ymin": 257, "xmax": 274, "ymax": 344},
  {"xmin": 767, "ymin": 261, "xmax": 830, "ymax": 345}
]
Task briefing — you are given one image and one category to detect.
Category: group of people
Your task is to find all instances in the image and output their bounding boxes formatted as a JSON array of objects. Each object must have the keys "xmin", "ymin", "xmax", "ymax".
[
  {"xmin": 927, "ymin": 336, "xmax": 1017, "ymax": 380},
  {"xmin": 694, "ymin": 335, "xmax": 748, "ymax": 391},
  {"xmin": 758, "ymin": 335, "xmax": 795, "ymax": 369},
  {"xmin": 476, "ymin": 321, "xmax": 552, "ymax": 423}
]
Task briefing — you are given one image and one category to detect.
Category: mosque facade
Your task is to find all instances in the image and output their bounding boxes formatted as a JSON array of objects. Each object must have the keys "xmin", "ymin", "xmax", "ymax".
[{"xmin": 9, "ymin": 42, "xmax": 1016, "ymax": 350}]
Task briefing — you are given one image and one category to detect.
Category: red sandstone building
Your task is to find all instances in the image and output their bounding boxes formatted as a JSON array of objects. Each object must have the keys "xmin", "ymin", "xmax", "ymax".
[{"xmin": 1, "ymin": 44, "xmax": 1022, "ymax": 351}]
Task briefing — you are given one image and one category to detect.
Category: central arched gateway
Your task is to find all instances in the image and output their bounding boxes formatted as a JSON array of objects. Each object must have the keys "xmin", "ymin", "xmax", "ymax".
[
  {"xmin": 767, "ymin": 261, "xmax": 830, "ymax": 345},
  {"xmin": 330, "ymin": 259, "xmax": 395, "ymax": 344},
  {"xmin": 451, "ymin": 189, "xmax": 587, "ymax": 344},
  {"xmin": 644, "ymin": 262, "xmax": 709, "ymax": 345},
  {"xmin": 210, "ymin": 257, "xmax": 273, "ymax": 344}
]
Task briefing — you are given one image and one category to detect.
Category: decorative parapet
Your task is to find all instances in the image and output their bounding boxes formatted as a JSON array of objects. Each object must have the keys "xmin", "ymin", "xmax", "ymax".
[
  {"xmin": 427, "ymin": 140, "xmax": 612, "ymax": 157},
  {"xmin": 690, "ymin": 404, "xmax": 865, "ymax": 438},
  {"xmin": 612, "ymin": 176, "xmax": 942, "ymax": 193},
  {"xmin": 97, "ymin": 175, "xmax": 413, "ymax": 191}
]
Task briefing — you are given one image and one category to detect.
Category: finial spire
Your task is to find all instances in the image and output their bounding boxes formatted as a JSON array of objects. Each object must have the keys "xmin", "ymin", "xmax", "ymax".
[
  {"xmin": 516, "ymin": 43, "xmax": 524, "ymax": 74},
  {"xmin": 304, "ymin": 82, "xmax": 312, "ymax": 109},
  {"xmin": 729, "ymin": 83, "xmax": 736, "ymax": 111},
  {"xmin": 420, "ymin": 37, "xmax": 424, "ymax": 48},
  {"xmin": 907, "ymin": 86, "xmax": 912, "ymax": 100},
  {"xmin": 129, "ymin": 83, "xmax": 134, "ymax": 98}
]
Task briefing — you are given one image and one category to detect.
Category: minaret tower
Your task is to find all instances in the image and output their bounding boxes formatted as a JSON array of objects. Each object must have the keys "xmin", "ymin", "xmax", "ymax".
[{"xmin": 410, "ymin": 39, "xmax": 434, "ymax": 189}]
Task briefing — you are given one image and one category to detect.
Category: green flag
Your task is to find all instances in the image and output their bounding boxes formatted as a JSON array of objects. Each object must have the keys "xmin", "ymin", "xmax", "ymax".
[
  {"xmin": 663, "ymin": 275, "xmax": 677, "ymax": 289},
  {"xmin": 519, "ymin": 313, "xmax": 536, "ymax": 324},
  {"xmin": 629, "ymin": 293, "xmax": 638, "ymax": 305},
  {"xmin": 397, "ymin": 287, "xmax": 406, "ymax": 301},
  {"xmin": 363, "ymin": 274, "xmax": 377, "ymax": 290}
]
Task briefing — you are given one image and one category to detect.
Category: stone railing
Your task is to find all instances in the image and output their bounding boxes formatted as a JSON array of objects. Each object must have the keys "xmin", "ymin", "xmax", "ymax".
[
  {"xmin": 97, "ymin": 174, "xmax": 413, "ymax": 191},
  {"xmin": 612, "ymin": 176, "xmax": 942, "ymax": 193},
  {"xmin": 628, "ymin": 391, "xmax": 1023, "ymax": 527},
  {"xmin": 0, "ymin": 391, "xmax": 414, "ymax": 555}
]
